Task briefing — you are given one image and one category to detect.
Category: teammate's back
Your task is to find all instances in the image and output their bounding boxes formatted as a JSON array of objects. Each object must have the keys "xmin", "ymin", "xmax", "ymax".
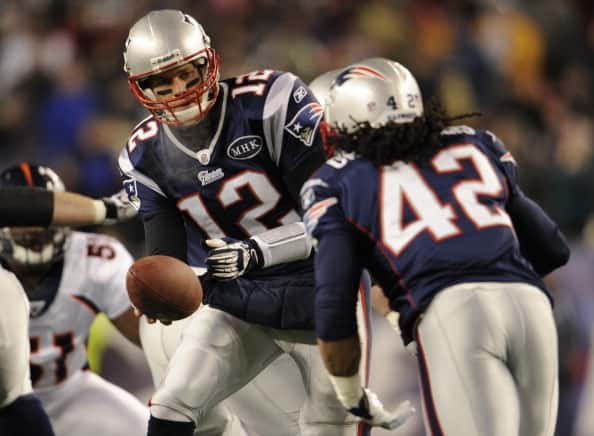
[{"xmin": 306, "ymin": 125, "xmax": 556, "ymax": 340}]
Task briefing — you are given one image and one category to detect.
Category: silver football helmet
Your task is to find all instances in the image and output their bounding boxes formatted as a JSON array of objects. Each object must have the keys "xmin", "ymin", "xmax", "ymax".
[
  {"xmin": 123, "ymin": 9, "xmax": 220, "ymax": 126},
  {"xmin": 0, "ymin": 163, "xmax": 70, "ymax": 270},
  {"xmin": 308, "ymin": 68, "xmax": 341, "ymax": 107},
  {"xmin": 324, "ymin": 58, "xmax": 424, "ymax": 132}
]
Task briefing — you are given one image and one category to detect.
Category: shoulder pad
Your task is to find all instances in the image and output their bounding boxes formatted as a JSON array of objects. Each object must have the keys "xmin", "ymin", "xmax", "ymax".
[
  {"xmin": 224, "ymin": 70, "xmax": 287, "ymax": 101},
  {"xmin": 125, "ymin": 116, "xmax": 161, "ymax": 158}
]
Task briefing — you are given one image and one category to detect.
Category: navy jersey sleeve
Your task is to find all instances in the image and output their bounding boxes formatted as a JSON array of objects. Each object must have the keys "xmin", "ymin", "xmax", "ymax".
[
  {"xmin": 480, "ymin": 129, "xmax": 521, "ymax": 197},
  {"xmin": 263, "ymin": 73, "xmax": 326, "ymax": 206},
  {"xmin": 481, "ymin": 130, "xmax": 570, "ymax": 274},
  {"xmin": 118, "ymin": 124, "xmax": 189, "ymax": 261},
  {"xmin": 302, "ymin": 164, "xmax": 363, "ymax": 340}
]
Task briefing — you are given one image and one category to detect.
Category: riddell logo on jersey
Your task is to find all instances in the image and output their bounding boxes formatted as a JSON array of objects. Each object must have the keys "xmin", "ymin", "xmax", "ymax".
[{"xmin": 226, "ymin": 136, "xmax": 263, "ymax": 160}]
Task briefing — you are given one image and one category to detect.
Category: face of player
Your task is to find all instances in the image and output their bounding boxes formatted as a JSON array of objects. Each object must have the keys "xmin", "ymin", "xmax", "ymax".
[
  {"xmin": 142, "ymin": 59, "xmax": 215, "ymax": 126},
  {"xmin": 150, "ymin": 63, "xmax": 204, "ymax": 103}
]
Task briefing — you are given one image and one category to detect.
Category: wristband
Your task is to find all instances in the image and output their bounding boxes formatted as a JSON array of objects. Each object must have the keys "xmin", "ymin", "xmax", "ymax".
[
  {"xmin": 91, "ymin": 199, "xmax": 107, "ymax": 224},
  {"xmin": 328, "ymin": 373, "xmax": 364, "ymax": 409}
]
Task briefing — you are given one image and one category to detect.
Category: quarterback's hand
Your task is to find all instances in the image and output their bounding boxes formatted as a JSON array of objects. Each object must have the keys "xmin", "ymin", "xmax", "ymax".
[
  {"xmin": 133, "ymin": 307, "xmax": 172, "ymax": 326},
  {"xmin": 347, "ymin": 389, "xmax": 415, "ymax": 430},
  {"xmin": 205, "ymin": 238, "xmax": 264, "ymax": 280},
  {"xmin": 101, "ymin": 189, "xmax": 138, "ymax": 225}
]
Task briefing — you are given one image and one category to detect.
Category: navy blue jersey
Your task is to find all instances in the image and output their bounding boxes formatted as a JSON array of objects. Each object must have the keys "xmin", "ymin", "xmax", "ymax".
[
  {"xmin": 118, "ymin": 70, "xmax": 326, "ymax": 329},
  {"xmin": 303, "ymin": 126, "xmax": 554, "ymax": 343},
  {"xmin": 119, "ymin": 70, "xmax": 324, "ymax": 273}
]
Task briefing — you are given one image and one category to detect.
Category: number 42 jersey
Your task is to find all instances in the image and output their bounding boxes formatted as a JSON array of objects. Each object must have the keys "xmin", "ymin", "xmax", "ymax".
[
  {"xmin": 118, "ymin": 70, "xmax": 325, "ymax": 273},
  {"xmin": 302, "ymin": 126, "xmax": 550, "ymax": 343}
]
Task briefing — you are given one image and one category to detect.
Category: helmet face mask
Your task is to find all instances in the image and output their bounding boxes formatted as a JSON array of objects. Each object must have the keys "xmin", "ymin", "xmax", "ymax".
[
  {"xmin": 0, "ymin": 164, "xmax": 69, "ymax": 275},
  {"xmin": 0, "ymin": 226, "xmax": 68, "ymax": 271},
  {"xmin": 124, "ymin": 10, "xmax": 221, "ymax": 126}
]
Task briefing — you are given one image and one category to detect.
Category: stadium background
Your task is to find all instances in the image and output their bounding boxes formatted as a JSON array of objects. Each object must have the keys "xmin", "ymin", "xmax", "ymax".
[{"xmin": 0, "ymin": 0, "xmax": 592, "ymax": 434}]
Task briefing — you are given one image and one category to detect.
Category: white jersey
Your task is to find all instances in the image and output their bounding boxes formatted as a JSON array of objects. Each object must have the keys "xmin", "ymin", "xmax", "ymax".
[
  {"xmin": 27, "ymin": 231, "xmax": 133, "ymax": 391},
  {"xmin": 0, "ymin": 266, "xmax": 32, "ymax": 407}
]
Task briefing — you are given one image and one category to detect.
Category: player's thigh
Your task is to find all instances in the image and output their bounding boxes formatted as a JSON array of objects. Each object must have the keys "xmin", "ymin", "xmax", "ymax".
[
  {"xmin": 139, "ymin": 314, "xmax": 188, "ymax": 386},
  {"xmin": 151, "ymin": 306, "xmax": 283, "ymax": 421},
  {"xmin": 508, "ymin": 284, "xmax": 558, "ymax": 436},
  {"xmin": 48, "ymin": 371, "xmax": 148, "ymax": 436},
  {"xmin": 141, "ymin": 314, "xmax": 248, "ymax": 435},
  {"xmin": 226, "ymin": 353, "xmax": 303, "ymax": 436},
  {"xmin": 415, "ymin": 284, "xmax": 520, "ymax": 436}
]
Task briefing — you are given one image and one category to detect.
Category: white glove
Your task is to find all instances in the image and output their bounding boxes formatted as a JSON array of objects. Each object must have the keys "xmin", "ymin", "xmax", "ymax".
[
  {"xmin": 348, "ymin": 389, "xmax": 415, "ymax": 430},
  {"xmin": 205, "ymin": 238, "xmax": 263, "ymax": 280},
  {"xmin": 101, "ymin": 189, "xmax": 138, "ymax": 225}
]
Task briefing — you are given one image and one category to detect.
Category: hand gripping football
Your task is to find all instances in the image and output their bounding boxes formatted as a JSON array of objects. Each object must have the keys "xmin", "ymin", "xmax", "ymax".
[{"xmin": 126, "ymin": 255, "xmax": 202, "ymax": 321}]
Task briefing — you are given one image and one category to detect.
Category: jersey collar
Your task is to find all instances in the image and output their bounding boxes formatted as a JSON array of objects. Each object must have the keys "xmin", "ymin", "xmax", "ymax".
[{"xmin": 163, "ymin": 82, "xmax": 229, "ymax": 165}]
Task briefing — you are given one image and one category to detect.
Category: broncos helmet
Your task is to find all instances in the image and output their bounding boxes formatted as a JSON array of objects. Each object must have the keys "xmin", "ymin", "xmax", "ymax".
[
  {"xmin": 0, "ymin": 163, "xmax": 70, "ymax": 270},
  {"xmin": 324, "ymin": 57, "xmax": 424, "ymax": 132},
  {"xmin": 123, "ymin": 9, "xmax": 220, "ymax": 126}
]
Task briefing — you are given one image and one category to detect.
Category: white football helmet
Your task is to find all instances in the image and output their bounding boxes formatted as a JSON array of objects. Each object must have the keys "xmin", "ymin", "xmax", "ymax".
[
  {"xmin": 324, "ymin": 58, "xmax": 424, "ymax": 132},
  {"xmin": 308, "ymin": 68, "xmax": 341, "ymax": 107},
  {"xmin": 123, "ymin": 10, "xmax": 220, "ymax": 126}
]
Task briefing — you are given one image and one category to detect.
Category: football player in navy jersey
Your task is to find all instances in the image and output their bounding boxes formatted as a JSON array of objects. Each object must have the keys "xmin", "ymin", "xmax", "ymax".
[
  {"xmin": 118, "ymin": 9, "xmax": 410, "ymax": 436},
  {"xmin": 302, "ymin": 57, "xmax": 570, "ymax": 436}
]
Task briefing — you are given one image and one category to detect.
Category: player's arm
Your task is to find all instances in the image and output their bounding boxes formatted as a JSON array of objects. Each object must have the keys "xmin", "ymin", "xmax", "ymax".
[
  {"xmin": 143, "ymin": 207, "xmax": 188, "ymax": 261},
  {"xmin": 507, "ymin": 188, "xmax": 570, "ymax": 275},
  {"xmin": 111, "ymin": 307, "xmax": 141, "ymax": 347},
  {"xmin": 0, "ymin": 187, "xmax": 136, "ymax": 227},
  {"xmin": 205, "ymin": 222, "xmax": 311, "ymax": 280},
  {"xmin": 484, "ymin": 131, "xmax": 570, "ymax": 275},
  {"xmin": 370, "ymin": 284, "xmax": 400, "ymax": 334},
  {"xmin": 302, "ymin": 176, "xmax": 414, "ymax": 429},
  {"xmin": 315, "ymin": 229, "xmax": 414, "ymax": 430}
]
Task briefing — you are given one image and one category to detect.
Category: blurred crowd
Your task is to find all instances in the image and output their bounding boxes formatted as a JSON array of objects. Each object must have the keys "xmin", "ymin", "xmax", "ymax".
[{"xmin": 1, "ymin": 0, "xmax": 593, "ymax": 435}]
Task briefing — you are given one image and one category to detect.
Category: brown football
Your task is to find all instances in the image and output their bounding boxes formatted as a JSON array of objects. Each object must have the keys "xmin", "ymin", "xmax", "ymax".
[{"xmin": 126, "ymin": 255, "xmax": 202, "ymax": 321}]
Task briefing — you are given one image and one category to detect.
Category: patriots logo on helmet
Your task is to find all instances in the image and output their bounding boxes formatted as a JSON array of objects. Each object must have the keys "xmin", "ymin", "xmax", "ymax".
[
  {"xmin": 333, "ymin": 66, "xmax": 385, "ymax": 88},
  {"xmin": 284, "ymin": 103, "xmax": 324, "ymax": 147}
]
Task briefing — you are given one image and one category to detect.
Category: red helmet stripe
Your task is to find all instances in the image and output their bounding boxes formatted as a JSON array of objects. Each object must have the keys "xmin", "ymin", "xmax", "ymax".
[{"xmin": 19, "ymin": 162, "xmax": 34, "ymax": 186}]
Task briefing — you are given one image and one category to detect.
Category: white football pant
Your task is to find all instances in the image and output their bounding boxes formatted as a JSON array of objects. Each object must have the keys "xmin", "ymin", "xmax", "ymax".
[
  {"xmin": 0, "ymin": 268, "xmax": 33, "ymax": 408},
  {"xmin": 35, "ymin": 370, "xmax": 149, "ymax": 436},
  {"xmin": 415, "ymin": 282, "xmax": 558, "ymax": 436},
  {"xmin": 144, "ymin": 302, "xmax": 372, "ymax": 436}
]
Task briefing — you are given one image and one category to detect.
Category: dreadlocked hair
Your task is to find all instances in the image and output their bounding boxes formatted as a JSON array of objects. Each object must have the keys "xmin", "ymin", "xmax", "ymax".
[{"xmin": 326, "ymin": 99, "xmax": 481, "ymax": 166}]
